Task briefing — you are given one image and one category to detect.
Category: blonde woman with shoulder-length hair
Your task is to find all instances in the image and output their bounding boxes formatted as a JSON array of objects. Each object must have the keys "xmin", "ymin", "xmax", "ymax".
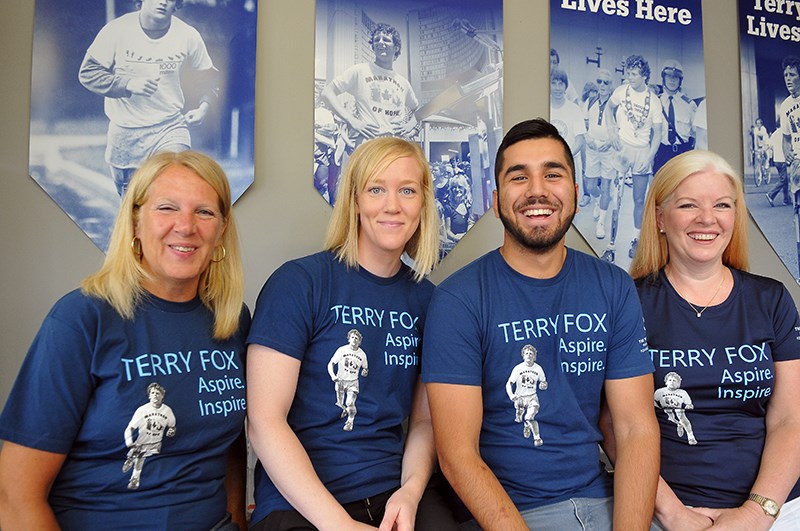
[
  {"xmin": 629, "ymin": 149, "xmax": 748, "ymax": 280},
  {"xmin": 0, "ymin": 150, "xmax": 250, "ymax": 530},
  {"xmin": 83, "ymin": 150, "xmax": 244, "ymax": 339},
  {"xmin": 620, "ymin": 149, "xmax": 800, "ymax": 530},
  {"xmin": 247, "ymin": 137, "xmax": 461, "ymax": 530},
  {"xmin": 324, "ymin": 136, "xmax": 439, "ymax": 282}
]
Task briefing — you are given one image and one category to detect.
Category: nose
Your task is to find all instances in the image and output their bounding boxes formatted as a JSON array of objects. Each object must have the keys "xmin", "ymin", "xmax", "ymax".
[
  {"xmin": 384, "ymin": 191, "xmax": 401, "ymax": 212},
  {"xmin": 525, "ymin": 175, "xmax": 547, "ymax": 198},
  {"xmin": 695, "ymin": 205, "xmax": 715, "ymax": 224},
  {"xmin": 173, "ymin": 210, "xmax": 196, "ymax": 234}
]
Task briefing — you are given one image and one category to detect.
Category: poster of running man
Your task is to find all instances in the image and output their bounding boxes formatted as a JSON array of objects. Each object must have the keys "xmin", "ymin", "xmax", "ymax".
[
  {"xmin": 550, "ymin": 0, "xmax": 706, "ymax": 270},
  {"xmin": 740, "ymin": 0, "xmax": 800, "ymax": 282},
  {"xmin": 314, "ymin": 0, "xmax": 504, "ymax": 261},
  {"xmin": 29, "ymin": 0, "xmax": 258, "ymax": 252}
]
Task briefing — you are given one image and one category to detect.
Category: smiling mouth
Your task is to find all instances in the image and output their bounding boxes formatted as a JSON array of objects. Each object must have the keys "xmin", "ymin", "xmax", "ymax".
[
  {"xmin": 171, "ymin": 245, "xmax": 197, "ymax": 252},
  {"xmin": 689, "ymin": 233, "xmax": 716, "ymax": 241},
  {"xmin": 523, "ymin": 207, "xmax": 554, "ymax": 217}
]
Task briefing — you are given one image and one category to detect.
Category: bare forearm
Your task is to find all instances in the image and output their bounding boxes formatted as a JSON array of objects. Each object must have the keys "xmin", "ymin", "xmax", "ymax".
[
  {"xmin": 612, "ymin": 427, "xmax": 659, "ymax": 530},
  {"xmin": 248, "ymin": 419, "xmax": 353, "ymax": 529},
  {"xmin": 0, "ymin": 498, "xmax": 60, "ymax": 530},
  {"xmin": 399, "ymin": 418, "xmax": 436, "ymax": 501},
  {"xmin": 440, "ymin": 452, "xmax": 526, "ymax": 531},
  {"xmin": 750, "ymin": 420, "xmax": 800, "ymax": 504}
]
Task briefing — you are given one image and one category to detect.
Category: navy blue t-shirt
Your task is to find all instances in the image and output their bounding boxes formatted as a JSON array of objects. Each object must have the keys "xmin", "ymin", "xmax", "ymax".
[
  {"xmin": 0, "ymin": 290, "xmax": 250, "ymax": 530},
  {"xmin": 638, "ymin": 268, "xmax": 800, "ymax": 507},
  {"xmin": 247, "ymin": 251, "xmax": 434, "ymax": 522},
  {"xmin": 423, "ymin": 249, "xmax": 653, "ymax": 511}
]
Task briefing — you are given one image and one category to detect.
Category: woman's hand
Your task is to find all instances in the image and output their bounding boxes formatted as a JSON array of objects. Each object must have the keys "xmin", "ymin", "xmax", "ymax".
[
  {"xmin": 378, "ymin": 486, "xmax": 420, "ymax": 531},
  {"xmin": 693, "ymin": 504, "xmax": 775, "ymax": 531}
]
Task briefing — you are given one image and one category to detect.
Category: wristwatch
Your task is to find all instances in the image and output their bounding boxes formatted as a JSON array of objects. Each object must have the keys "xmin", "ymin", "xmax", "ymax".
[{"xmin": 748, "ymin": 493, "xmax": 781, "ymax": 518}]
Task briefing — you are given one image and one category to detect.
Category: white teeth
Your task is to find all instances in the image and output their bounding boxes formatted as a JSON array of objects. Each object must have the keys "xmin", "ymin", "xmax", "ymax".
[
  {"xmin": 690, "ymin": 234, "xmax": 715, "ymax": 241},
  {"xmin": 172, "ymin": 245, "xmax": 195, "ymax": 252},
  {"xmin": 524, "ymin": 208, "xmax": 553, "ymax": 217}
]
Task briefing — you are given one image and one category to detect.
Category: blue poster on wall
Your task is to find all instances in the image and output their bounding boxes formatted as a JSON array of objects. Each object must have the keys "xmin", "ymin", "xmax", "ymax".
[
  {"xmin": 739, "ymin": 0, "xmax": 800, "ymax": 282},
  {"xmin": 550, "ymin": 0, "xmax": 706, "ymax": 271},
  {"xmin": 314, "ymin": 0, "xmax": 504, "ymax": 261},
  {"xmin": 29, "ymin": 0, "xmax": 257, "ymax": 251}
]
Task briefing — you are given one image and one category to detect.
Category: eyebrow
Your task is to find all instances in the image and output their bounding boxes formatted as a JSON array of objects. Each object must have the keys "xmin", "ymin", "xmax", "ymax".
[{"xmin": 503, "ymin": 160, "xmax": 567, "ymax": 178}]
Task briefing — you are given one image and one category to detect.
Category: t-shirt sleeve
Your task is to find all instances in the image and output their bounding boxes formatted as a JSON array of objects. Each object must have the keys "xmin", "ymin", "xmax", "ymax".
[
  {"xmin": 770, "ymin": 284, "xmax": 800, "ymax": 362},
  {"xmin": 86, "ymin": 22, "xmax": 117, "ymax": 69},
  {"xmin": 246, "ymin": 262, "xmax": 315, "ymax": 361},
  {"xmin": 421, "ymin": 287, "xmax": 483, "ymax": 386},
  {"xmin": 604, "ymin": 274, "xmax": 653, "ymax": 380},
  {"xmin": 187, "ymin": 25, "xmax": 214, "ymax": 71},
  {"xmin": 0, "ymin": 297, "xmax": 97, "ymax": 453}
]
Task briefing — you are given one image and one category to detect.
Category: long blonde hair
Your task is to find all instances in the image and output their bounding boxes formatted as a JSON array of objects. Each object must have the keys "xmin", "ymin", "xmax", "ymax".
[
  {"xmin": 324, "ymin": 137, "xmax": 439, "ymax": 281},
  {"xmin": 81, "ymin": 151, "xmax": 244, "ymax": 339},
  {"xmin": 630, "ymin": 149, "xmax": 749, "ymax": 280}
]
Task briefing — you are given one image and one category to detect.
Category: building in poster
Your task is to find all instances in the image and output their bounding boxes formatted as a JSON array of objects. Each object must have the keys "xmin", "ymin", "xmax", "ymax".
[
  {"xmin": 740, "ymin": 0, "xmax": 800, "ymax": 282},
  {"xmin": 29, "ymin": 0, "xmax": 257, "ymax": 251},
  {"xmin": 550, "ymin": 0, "xmax": 705, "ymax": 270},
  {"xmin": 314, "ymin": 0, "xmax": 504, "ymax": 261}
]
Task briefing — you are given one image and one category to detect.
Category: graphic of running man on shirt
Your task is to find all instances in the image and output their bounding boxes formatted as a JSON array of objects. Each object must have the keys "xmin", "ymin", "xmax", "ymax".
[
  {"xmin": 122, "ymin": 382, "xmax": 177, "ymax": 489},
  {"xmin": 505, "ymin": 344, "xmax": 548, "ymax": 446},
  {"xmin": 654, "ymin": 372, "xmax": 697, "ymax": 445},
  {"xmin": 327, "ymin": 329, "xmax": 369, "ymax": 431}
]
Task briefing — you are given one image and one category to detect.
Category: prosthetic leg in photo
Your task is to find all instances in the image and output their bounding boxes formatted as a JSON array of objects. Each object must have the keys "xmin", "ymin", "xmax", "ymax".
[{"xmin": 601, "ymin": 169, "xmax": 627, "ymax": 264}]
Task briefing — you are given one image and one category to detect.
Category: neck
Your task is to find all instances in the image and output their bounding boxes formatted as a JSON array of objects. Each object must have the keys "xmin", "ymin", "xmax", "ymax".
[
  {"xmin": 374, "ymin": 57, "xmax": 394, "ymax": 70},
  {"xmin": 664, "ymin": 261, "xmax": 729, "ymax": 306},
  {"xmin": 499, "ymin": 239, "xmax": 567, "ymax": 279},
  {"xmin": 357, "ymin": 249, "xmax": 403, "ymax": 278},
  {"xmin": 139, "ymin": 13, "xmax": 170, "ymax": 34}
]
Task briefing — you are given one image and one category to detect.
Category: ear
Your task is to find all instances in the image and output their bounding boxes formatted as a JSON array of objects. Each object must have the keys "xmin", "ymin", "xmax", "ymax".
[
  {"xmin": 492, "ymin": 189, "xmax": 499, "ymax": 218},
  {"xmin": 655, "ymin": 206, "xmax": 664, "ymax": 232}
]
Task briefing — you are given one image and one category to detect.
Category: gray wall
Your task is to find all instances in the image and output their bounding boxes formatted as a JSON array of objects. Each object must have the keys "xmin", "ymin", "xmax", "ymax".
[{"xmin": 0, "ymin": 1, "xmax": 796, "ymax": 409}]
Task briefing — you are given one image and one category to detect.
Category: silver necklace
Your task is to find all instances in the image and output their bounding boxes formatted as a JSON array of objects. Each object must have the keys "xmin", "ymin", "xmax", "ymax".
[{"xmin": 668, "ymin": 271, "xmax": 726, "ymax": 318}]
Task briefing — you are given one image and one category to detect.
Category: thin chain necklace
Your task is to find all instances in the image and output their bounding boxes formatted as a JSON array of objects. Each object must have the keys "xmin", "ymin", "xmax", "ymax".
[{"xmin": 667, "ymin": 270, "xmax": 726, "ymax": 318}]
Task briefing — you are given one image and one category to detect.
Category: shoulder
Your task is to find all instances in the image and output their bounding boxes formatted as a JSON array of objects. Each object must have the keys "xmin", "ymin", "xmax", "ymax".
[
  {"xmin": 436, "ymin": 251, "xmax": 497, "ymax": 293},
  {"xmin": 277, "ymin": 251, "xmax": 336, "ymax": 279},
  {"xmin": 51, "ymin": 288, "xmax": 115, "ymax": 322},
  {"xmin": 733, "ymin": 268, "xmax": 789, "ymax": 296},
  {"xmin": 570, "ymin": 249, "xmax": 632, "ymax": 281},
  {"xmin": 169, "ymin": 15, "xmax": 201, "ymax": 36}
]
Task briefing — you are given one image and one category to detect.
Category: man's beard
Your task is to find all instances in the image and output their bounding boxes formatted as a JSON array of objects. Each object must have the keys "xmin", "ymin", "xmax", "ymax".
[{"xmin": 497, "ymin": 196, "xmax": 576, "ymax": 253}]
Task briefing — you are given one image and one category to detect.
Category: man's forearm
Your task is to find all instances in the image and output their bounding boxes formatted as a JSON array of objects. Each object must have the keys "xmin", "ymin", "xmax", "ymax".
[
  {"xmin": 611, "ymin": 427, "xmax": 659, "ymax": 530},
  {"xmin": 441, "ymin": 453, "xmax": 527, "ymax": 531}
]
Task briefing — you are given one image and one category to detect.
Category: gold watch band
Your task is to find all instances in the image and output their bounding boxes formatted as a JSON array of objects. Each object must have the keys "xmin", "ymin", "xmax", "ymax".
[{"xmin": 748, "ymin": 493, "xmax": 781, "ymax": 518}]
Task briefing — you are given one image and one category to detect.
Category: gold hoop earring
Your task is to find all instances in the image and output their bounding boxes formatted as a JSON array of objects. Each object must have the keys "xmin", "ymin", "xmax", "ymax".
[
  {"xmin": 211, "ymin": 245, "xmax": 227, "ymax": 263},
  {"xmin": 131, "ymin": 237, "xmax": 143, "ymax": 257}
]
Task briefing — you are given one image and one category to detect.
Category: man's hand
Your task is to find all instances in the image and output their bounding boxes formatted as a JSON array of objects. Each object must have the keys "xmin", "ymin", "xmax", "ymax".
[{"xmin": 127, "ymin": 76, "xmax": 159, "ymax": 96}]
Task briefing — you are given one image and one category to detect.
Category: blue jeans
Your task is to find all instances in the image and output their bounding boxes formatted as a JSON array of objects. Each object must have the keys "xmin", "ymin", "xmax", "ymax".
[
  {"xmin": 459, "ymin": 496, "xmax": 613, "ymax": 530},
  {"xmin": 520, "ymin": 497, "xmax": 613, "ymax": 531}
]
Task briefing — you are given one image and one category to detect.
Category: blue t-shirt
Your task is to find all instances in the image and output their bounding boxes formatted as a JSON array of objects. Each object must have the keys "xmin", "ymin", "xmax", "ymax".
[
  {"xmin": 0, "ymin": 290, "xmax": 250, "ymax": 530},
  {"xmin": 422, "ymin": 249, "xmax": 653, "ymax": 511},
  {"xmin": 247, "ymin": 251, "xmax": 434, "ymax": 522},
  {"xmin": 638, "ymin": 268, "xmax": 800, "ymax": 507}
]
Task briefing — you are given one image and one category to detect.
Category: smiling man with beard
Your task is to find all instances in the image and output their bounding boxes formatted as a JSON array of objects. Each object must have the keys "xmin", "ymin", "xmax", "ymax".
[{"xmin": 422, "ymin": 119, "xmax": 659, "ymax": 531}]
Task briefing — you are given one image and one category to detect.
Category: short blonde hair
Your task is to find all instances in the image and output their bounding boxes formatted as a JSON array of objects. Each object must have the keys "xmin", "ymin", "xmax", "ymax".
[
  {"xmin": 630, "ymin": 150, "xmax": 748, "ymax": 280},
  {"xmin": 82, "ymin": 151, "xmax": 244, "ymax": 339},
  {"xmin": 324, "ymin": 137, "xmax": 439, "ymax": 281}
]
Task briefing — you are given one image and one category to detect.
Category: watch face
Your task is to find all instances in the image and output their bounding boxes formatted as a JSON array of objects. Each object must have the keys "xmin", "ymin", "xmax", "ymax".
[{"xmin": 764, "ymin": 500, "xmax": 779, "ymax": 515}]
